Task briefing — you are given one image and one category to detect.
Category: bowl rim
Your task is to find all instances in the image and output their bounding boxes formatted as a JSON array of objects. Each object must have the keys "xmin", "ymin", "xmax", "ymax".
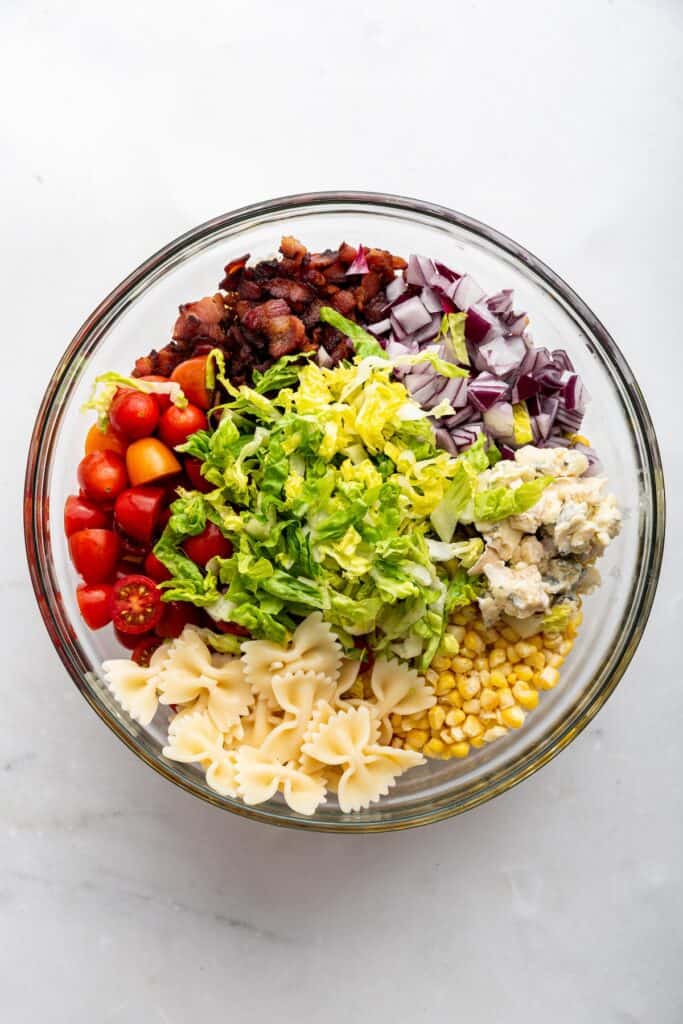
[{"xmin": 24, "ymin": 190, "xmax": 666, "ymax": 832}]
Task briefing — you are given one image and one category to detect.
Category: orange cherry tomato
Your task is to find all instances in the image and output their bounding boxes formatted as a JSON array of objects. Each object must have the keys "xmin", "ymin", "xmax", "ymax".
[
  {"xmin": 85, "ymin": 422, "xmax": 127, "ymax": 457},
  {"xmin": 170, "ymin": 357, "xmax": 211, "ymax": 410},
  {"xmin": 126, "ymin": 438, "xmax": 181, "ymax": 486}
]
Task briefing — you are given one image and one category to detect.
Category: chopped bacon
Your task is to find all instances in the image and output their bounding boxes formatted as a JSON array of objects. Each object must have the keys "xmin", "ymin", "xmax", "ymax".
[
  {"xmin": 241, "ymin": 298, "xmax": 291, "ymax": 331},
  {"xmin": 331, "ymin": 289, "xmax": 356, "ymax": 316},
  {"xmin": 219, "ymin": 254, "xmax": 249, "ymax": 290},
  {"xmin": 279, "ymin": 236, "xmax": 307, "ymax": 260},
  {"xmin": 172, "ymin": 294, "xmax": 227, "ymax": 344},
  {"xmin": 264, "ymin": 277, "xmax": 314, "ymax": 306},
  {"xmin": 337, "ymin": 242, "xmax": 357, "ymax": 266},
  {"xmin": 237, "ymin": 278, "xmax": 263, "ymax": 301},
  {"xmin": 354, "ymin": 271, "xmax": 382, "ymax": 309},
  {"xmin": 264, "ymin": 315, "xmax": 306, "ymax": 358}
]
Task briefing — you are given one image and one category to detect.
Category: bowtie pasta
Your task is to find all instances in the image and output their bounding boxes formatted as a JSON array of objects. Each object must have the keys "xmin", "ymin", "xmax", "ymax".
[{"xmin": 101, "ymin": 613, "xmax": 436, "ymax": 815}]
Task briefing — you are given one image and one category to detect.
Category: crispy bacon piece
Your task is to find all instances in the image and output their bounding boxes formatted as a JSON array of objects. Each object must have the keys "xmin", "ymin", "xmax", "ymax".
[
  {"xmin": 241, "ymin": 298, "xmax": 291, "ymax": 331},
  {"xmin": 172, "ymin": 294, "xmax": 227, "ymax": 344},
  {"xmin": 219, "ymin": 254, "xmax": 249, "ymax": 291},
  {"xmin": 264, "ymin": 315, "xmax": 306, "ymax": 358},
  {"xmin": 331, "ymin": 289, "xmax": 356, "ymax": 316},
  {"xmin": 279, "ymin": 236, "xmax": 307, "ymax": 260},
  {"xmin": 264, "ymin": 277, "xmax": 314, "ymax": 306}
]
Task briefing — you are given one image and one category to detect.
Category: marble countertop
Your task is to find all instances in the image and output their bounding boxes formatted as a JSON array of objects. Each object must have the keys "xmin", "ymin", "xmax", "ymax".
[{"xmin": 3, "ymin": 1, "xmax": 682, "ymax": 1020}]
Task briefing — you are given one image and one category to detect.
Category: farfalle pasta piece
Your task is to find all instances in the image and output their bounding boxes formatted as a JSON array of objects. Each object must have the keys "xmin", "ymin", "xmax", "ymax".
[
  {"xmin": 261, "ymin": 670, "xmax": 336, "ymax": 762},
  {"xmin": 301, "ymin": 705, "xmax": 424, "ymax": 813},
  {"xmin": 236, "ymin": 746, "xmax": 327, "ymax": 816},
  {"xmin": 102, "ymin": 645, "xmax": 169, "ymax": 726},
  {"xmin": 241, "ymin": 695, "xmax": 282, "ymax": 747},
  {"xmin": 242, "ymin": 613, "xmax": 342, "ymax": 699},
  {"xmin": 163, "ymin": 708, "xmax": 239, "ymax": 797},
  {"xmin": 156, "ymin": 626, "xmax": 252, "ymax": 731},
  {"xmin": 369, "ymin": 658, "xmax": 436, "ymax": 721}
]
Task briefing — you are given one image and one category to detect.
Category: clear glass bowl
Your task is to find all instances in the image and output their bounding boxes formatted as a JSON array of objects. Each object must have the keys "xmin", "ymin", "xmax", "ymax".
[{"xmin": 24, "ymin": 192, "xmax": 665, "ymax": 832}]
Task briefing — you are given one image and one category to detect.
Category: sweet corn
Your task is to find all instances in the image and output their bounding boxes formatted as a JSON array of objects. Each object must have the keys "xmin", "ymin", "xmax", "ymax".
[
  {"xmin": 432, "ymin": 655, "xmax": 451, "ymax": 671},
  {"xmin": 498, "ymin": 687, "xmax": 515, "ymax": 709},
  {"xmin": 405, "ymin": 729, "xmax": 429, "ymax": 749},
  {"xmin": 444, "ymin": 691, "xmax": 463, "ymax": 707},
  {"xmin": 449, "ymin": 726, "xmax": 465, "ymax": 742},
  {"xmin": 463, "ymin": 715, "xmax": 483, "ymax": 738},
  {"xmin": 452, "ymin": 656, "xmax": 474, "ymax": 673},
  {"xmin": 480, "ymin": 688, "xmax": 499, "ymax": 711},
  {"xmin": 512, "ymin": 681, "xmax": 539, "ymax": 710},
  {"xmin": 423, "ymin": 738, "xmax": 445, "ymax": 758},
  {"xmin": 469, "ymin": 735, "xmax": 486, "ymax": 749},
  {"xmin": 538, "ymin": 666, "xmax": 560, "ymax": 690},
  {"xmin": 462, "ymin": 699, "xmax": 481, "ymax": 714},
  {"xmin": 464, "ymin": 630, "xmax": 485, "ymax": 654},
  {"xmin": 458, "ymin": 675, "xmax": 481, "ymax": 700},
  {"xmin": 449, "ymin": 741, "xmax": 470, "ymax": 758},
  {"xmin": 474, "ymin": 656, "xmax": 489, "ymax": 672},
  {"xmin": 514, "ymin": 665, "xmax": 534, "ymax": 682},
  {"xmin": 435, "ymin": 671, "xmax": 457, "ymax": 695},
  {"xmin": 501, "ymin": 705, "xmax": 526, "ymax": 729},
  {"xmin": 525, "ymin": 651, "xmax": 546, "ymax": 670},
  {"xmin": 484, "ymin": 725, "xmax": 508, "ymax": 742},
  {"xmin": 428, "ymin": 706, "xmax": 446, "ymax": 732},
  {"xmin": 489, "ymin": 669, "xmax": 507, "ymax": 688},
  {"xmin": 445, "ymin": 709, "xmax": 465, "ymax": 727}
]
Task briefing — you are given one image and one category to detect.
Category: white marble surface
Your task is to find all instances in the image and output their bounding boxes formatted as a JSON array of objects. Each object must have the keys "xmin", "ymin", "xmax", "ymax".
[{"xmin": 2, "ymin": 1, "xmax": 683, "ymax": 1020}]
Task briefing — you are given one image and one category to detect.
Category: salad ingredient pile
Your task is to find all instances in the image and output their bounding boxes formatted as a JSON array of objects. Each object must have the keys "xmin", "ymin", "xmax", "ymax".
[{"xmin": 63, "ymin": 237, "xmax": 621, "ymax": 815}]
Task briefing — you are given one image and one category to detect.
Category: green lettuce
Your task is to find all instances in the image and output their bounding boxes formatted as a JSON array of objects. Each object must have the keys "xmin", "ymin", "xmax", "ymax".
[
  {"xmin": 474, "ymin": 476, "xmax": 553, "ymax": 523},
  {"xmin": 319, "ymin": 306, "xmax": 387, "ymax": 358},
  {"xmin": 512, "ymin": 401, "xmax": 533, "ymax": 446},
  {"xmin": 436, "ymin": 313, "xmax": 469, "ymax": 366}
]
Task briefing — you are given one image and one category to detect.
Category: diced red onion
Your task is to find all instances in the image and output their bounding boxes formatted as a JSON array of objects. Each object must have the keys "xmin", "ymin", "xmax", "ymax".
[
  {"xmin": 345, "ymin": 245, "xmax": 369, "ymax": 275},
  {"xmin": 451, "ymin": 423, "xmax": 484, "ymax": 450},
  {"xmin": 411, "ymin": 313, "xmax": 442, "ymax": 345},
  {"xmin": 385, "ymin": 276, "xmax": 407, "ymax": 303},
  {"xmin": 506, "ymin": 313, "xmax": 528, "ymax": 336},
  {"xmin": 410, "ymin": 377, "xmax": 444, "ymax": 405},
  {"xmin": 477, "ymin": 334, "xmax": 527, "ymax": 377},
  {"xmin": 437, "ymin": 292, "xmax": 458, "ymax": 314},
  {"xmin": 391, "ymin": 296, "xmax": 432, "ymax": 334},
  {"xmin": 518, "ymin": 346, "xmax": 552, "ymax": 378},
  {"xmin": 555, "ymin": 405, "xmax": 584, "ymax": 432},
  {"xmin": 487, "ymin": 289, "xmax": 514, "ymax": 315},
  {"xmin": 533, "ymin": 412, "xmax": 554, "ymax": 441},
  {"xmin": 367, "ymin": 317, "xmax": 391, "ymax": 336},
  {"xmin": 511, "ymin": 374, "xmax": 540, "ymax": 403},
  {"xmin": 406, "ymin": 255, "xmax": 436, "ymax": 287},
  {"xmin": 438, "ymin": 376, "xmax": 468, "ymax": 408},
  {"xmin": 483, "ymin": 402, "xmax": 514, "ymax": 438},
  {"xmin": 574, "ymin": 443, "xmax": 603, "ymax": 476},
  {"xmin": 562, "ymin": 373, "xmax": 587, "ymax": 413},
  {"xmin": 468, "ymin": 372, "xmax": 509, "ymax": 412},
  {"xmin": 421, "ymin": 287, "xmax": 443, "ymax": 314},
  {"xmin": 465, "ymin": 304, "xmax": 496, "ymax": 344},
  {"xmin": 453, "ymin": 275, "xmax": 486, "ymax": 311},
  {"xmin": 500, "ymin": 444, "xmax": 516, "ymax": 460},
  {"xmin": 434, "ymin": 427, "xmax": 458, "ymax": 455},
  {"xmin": 551, "ymin": 349, "xmax": 575, "ymax": 373},
  {"xmin": 433, "ymin": 261, "xmax": 460, "ymax": 283},
  {"xmin": 316, "ymin": 347, "xmax": 334, "ymax": 368}
]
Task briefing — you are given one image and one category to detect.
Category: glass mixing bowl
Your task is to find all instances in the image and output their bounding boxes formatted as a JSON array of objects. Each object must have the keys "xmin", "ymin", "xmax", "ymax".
[{"xmin": 24, "ymin": 192, "xmax": 665, "ymax": 832}]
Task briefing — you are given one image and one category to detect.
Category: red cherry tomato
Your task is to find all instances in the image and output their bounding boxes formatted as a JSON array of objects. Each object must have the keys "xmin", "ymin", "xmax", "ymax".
[
  {"xmin": 138, "ymin": 375, "xmax": 172, "ymax": 412},
  {"xmin": 68, "ymin": 529, "xmax": 120, "ymax": 584},
  {"xmin": 114, "ymin": 627, "xmax": 141, "ymax": 650},
  {"xmin": 111, "ymin": 574, "xmax": 163, "ymax": 635},
  {"xmin": 184, "ymin": 456, "xmax": 213, "ymax": 493},
  {"xmin": 110, "ymin": 390, "xmax": 160, "ymax": 440},
  {"xmin": 64, "ymin": 494, "xmax": 109, "ymax": 537},
  {"xmin": 144, "ymin": 550, "xmax": 172, "ymax": 582},
  {"xmin": 76, "ymin": 584, "xmax": 114, "ymax": 629},
  {"xmin": 155, "ymin": 601, "xmax": 202, "ymax": 638},
  {"xmin": 158, "ymin": 403, "xmax": 208, "ymax": 448},
  {"xmin": 132, "ymin": 636, "xmax": 163, "ymax": 667},
  {"xmin": 170, "ymin": 357, "xmax": 211, "ymax": 409},
  {"xmin": 214, "ymin": 619, "xmax": 251, "ymax": 637},
  {"xmin": 182, "ymin": 523, "xmax": 232, "ymax": 567},
  {"xmin": 78, "ymin": 451, "xmax": 128, "ymax": 504},
  {"xmin": 114, "ymin": 486, "xmax": 165, "ymax": 543}
]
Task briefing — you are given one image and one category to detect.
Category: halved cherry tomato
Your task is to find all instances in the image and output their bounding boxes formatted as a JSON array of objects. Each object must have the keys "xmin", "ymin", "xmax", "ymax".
[
  {"xmin": 132, "ymin": 636, "xmax": 162, "ymax": 667},
  {"xmin": 114, "ymin": 486, "xmax": 165, "ymax": 543},
  {"xmin": 184, "ymin": 456, "xmax": 213, "ymax": 494},
  {"xmin": 138, "ymin": 375, "xmax": 172, "ymax": 412},
  {"xmin": 68, "ymin": 529, "xmax": 120, "ymax": 584},
  {"xmin": 114, "ymin": 626, "xmax": 141, "ymax": 650},
  {"xmin": 158, "ymin": 403, "xmax": 208, "ymax": 448},
  {"xmin": 78, "ymin": 451, "xmax": 128, "ymax": 504},
  {"xmin": 155, "ymin": 600, "xmax": 202, "ymax": 638},
  {"xmin": 84, "ymin": 422, "xmax": 126, "ymax": 456},
  {"xmin": 182, "ymin": 523, "xmax": 233, "ymax": 567},
  {"xmin": 111, "ymin": 574, "xmax": 163, "ymax": 635},
  {"xmin": 64, "ymin": 494, "xmax": 109, "ymax": 537},
  {"xmin": 170, "ymin": 357, "xmax": 211, "ymax": 410},
  {"xmin": 126, "ymin": 438, "xmax": 181, "ymax": 486},
  {"xmin": 110, "ymin": 390, "xmax": 160, "ymax": 440},
  {"xmin": 76, "ymin": 584, "xmax": 114, "ymax": 629},
  {"xmin": 144, "ymin": 550, "xmax": 172, "ymax": 582}
]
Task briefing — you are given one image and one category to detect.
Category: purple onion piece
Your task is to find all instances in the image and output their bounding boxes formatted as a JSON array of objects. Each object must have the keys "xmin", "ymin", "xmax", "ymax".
[
  {"xmin": 345, "ymin": 245, "xmax": 369, "ymax": 275},
  {"xmin": 453, "ymin": 275, "xmax": 486, "ymax": 311},
  {"xmin": 433, "ymin": 260, "xmax": 460, "ymax": 283},
  {"xmin": 551, "ymin": 348, "xmax": 575, "ymax": 373},
  {"xmin": 467, "ymin": 372, "xmax": 510, "ymax": 412},
  {"xmin": 385, "ymin": 276, "xmax": 407, "ymax": 303},
  {"xmin": 421, "ymin": 286, "xmax": 443, "ymax": 314},
  {"xmin": 465, "ymin": 304, "xmax": 496, "ymax": 344},
  {"xmin": 367, "ymin": 317, "xmax": 391, "ymax": 336},
  {"xmin": 406, "ymin": 255, "xmax": 436, "ymax": 287},
  {"xmin": 434, "ymin": 427, "xmax": 458, "ymax": 455},
  {"xmin": 391, "ymin": 296, "xmax": 432, "ymax": 334},
  {"xmin": 452, "ymin": 423, "xmax": 484, "ymax": 450},
  {"xmin": 500, "ymin": 444, "xmax": 516, "ymax": 460},
  {"xmin": 487, "ymin": 289, "xmax": 514, "ymax": 315},
  {"xmin": 483, "ymin": 402, "xmax": 514, "ymax": 438},
  {"xmin": 316, "ymin": 347, "xmax": 334, "ymax": 368},
  {"xmin": 477, "ymin": 334, "xmax": 527, "ymax": 377},
  {"xmin": 511, "ymin": 374, "xmax": 541, "ymax": 403}
]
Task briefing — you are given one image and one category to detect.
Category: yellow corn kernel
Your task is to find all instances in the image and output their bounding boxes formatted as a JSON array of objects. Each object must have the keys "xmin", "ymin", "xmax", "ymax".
[
  {"xmin": 390, "ymin": 713, "xmax": 403, "ymax": 730},
  {"xmin": 432, "ymin": 655, "xmax": 451, "ymax": 671},
  {"xmin": 469, "ymin": 735, "xmax": 486, "ymax": 749},
  {"xmin": 559, "ymin": 640, "xmax": 573, "ymax": 657},
  {"xmin": 451, "ymin": 612, "xmax": 468, "ymax": 626},
  {"xmin": 514, "ymin": 687, "xmax": 539, "ymax": 711},
  {"xmin": 543, "ymin": 635, "xmax": 562, "ymax": 650},
  {"xmin": 439, "ymin": 634, "xmax": 460, "ymax": 656},
  {"xmin": 479, "ymin": 687, "xmax": 499, "ymax": 711},
  {"xmin": 413, "ymin": 713, "xmax": 431, "ymax": 729},
  {"xmin": 499, "ymin": 662, "xmax": 513, "ymax": 675},
  {"xmin": 440, "ymin": 728, "xmax": 454, "ymax": 744},
  {"xmin": 483, "ymin": 725, "xmax": 508, "ymax": 743},
  {"xmin": 425, "ymin": 668, "xmax": 439, "ymax": 685},
  {"xmin": 480, "ymin": 711, "xmax": 497, "ymax": 722},
  {"xmin": 474, "ymin": 656, "xmax": 489, "ymax": 672},
  {"xmin": 483, "ymin": 628, "xmax": 500, "ymax": 644},
  {"xmin": 507, "ymin": 671, "xmax": 518, "ymax": 684},
  {"xmin": 428, "ymin": 706, "xmax": 446, "ymax": 732},
  {"xmin": 498, "ymin": 687, "xmax": 515, "ymax": 709},
  {"xmin": 449, "ymin": 726, "xmax": 465, "ymax": 742},
  {"xmin": 444, "ymin": 690, "xmax": 463, "ymax": 707},
  {"xmin": 405, "ymin": 729, "xmax": 429, "ymax": 750},
  {"xmin": 538, "ymin": 666, "xmax": 560, "ymax": 690},
  {"xmin": 464, "ymin": 630, "xmax": 485, "ymax": 654},
  {"xmin": 451, "ymin": 656, "xmax": 474, "ymax": 673},
  {"xmin": 501, "ymin": 627, "xmax": 518, "ymax": 643},
  {"xmin": 506, "ymin": 645, "xmax": 521, "ymax": 664},
  {"xmin": 462, "ymin": 699, "xmax": 481, "ymax": 714},
  {"xmin": 479, "ymin": 669, "xmax": 491, "ymax": 687},
  {"xmin": 390, "ymin": 737, "xmax": 404, "ymax": 749},
  {"xmin": 423, "ymin": 738, "xmax": 445, "ymax": 758},
  {"xmin": 514, "ymin": 665, "xmax": 533, "ymax": 682},
  {"xmin": 525, "ymin": 651, "xmax": 546, "ymax": 670},
  {"xmin": 546, "ymin": 652, "xmax": 564, "ymax": 669},
  {"xmin": 445, "ymin": 708, "xmax": 465, "ymax": 727},
  {"xmin": 489, "ymin": 669, "xmax": 507, "ymax": 688},
  {"xmin": 501, "ymin": 705, "xmax": 526, "ymax": 729},
  {"xmin": 435, "ymin": 671, "xmax": 457, "ymax": 695},
  {"xmin": 514, "ymin": 641, "xmax": 535, "ymax": 658},
  {"xmin": 458, "ymin": 675, "xmax": 481, "ymax": 700},
  {"xmin": 447, "ymin": 625, "xmax": 466, "ymax": 642},
  {"xmin": 463, "ymin": 714, "xmax": 483, "ymax": 738},
  {"xmin": 449, "ymin": 741, "xmax": 470, "ymax": 758}
]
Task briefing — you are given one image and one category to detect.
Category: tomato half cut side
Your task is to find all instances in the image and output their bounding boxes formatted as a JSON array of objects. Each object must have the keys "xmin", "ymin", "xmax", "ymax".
[
  {"xmin": 155, "ymin": 601, "xmax": 202, "ymax": 638},
  {"xmin": 84, "ymin": 422, "xmax": 127, "ymax": 457},
  {"xmin": 111, "ymin": 574, "xmax": 163, "ymax": 635},
  {"xmin": 170, "ymin": 357, "xmax": 212, "ymax": 409},
  {"xmin": 64, "ymin": 494, "xmax": 110, "ymax": 536},
  {"xmin": 132, "ymin": 636, "xmax": 162, "ymax": 667},
  {"xmin": 114, "ymin": 486, "xmax": 165, "ymax": 543}
]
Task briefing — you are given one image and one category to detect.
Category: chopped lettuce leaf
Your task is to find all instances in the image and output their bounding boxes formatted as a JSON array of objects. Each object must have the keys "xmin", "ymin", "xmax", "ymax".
[
  {"xmin": 542, "ymin": 601, "xmax": 574, "ymax": 633},
  {"xmin": 474, "ymin": 476, "xmax": 553, "ymax": 523},
  {"xmin": 394, "ymin": 350, "xmax": 469, "ymax": 378},
  {"xmin": 436, "ymin": 312, "xmax": 469, "ymax": 365},
  {"xmin": 319, "ymin": 306, "xmax": 387, "ymax": 358},
  {"xmin": 445, "ymin": 568, "xmax": 485, "ymax": 612},
  {"xmin": 512, "ymin": 401, "xmax": 533, "ymax": 445}
]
